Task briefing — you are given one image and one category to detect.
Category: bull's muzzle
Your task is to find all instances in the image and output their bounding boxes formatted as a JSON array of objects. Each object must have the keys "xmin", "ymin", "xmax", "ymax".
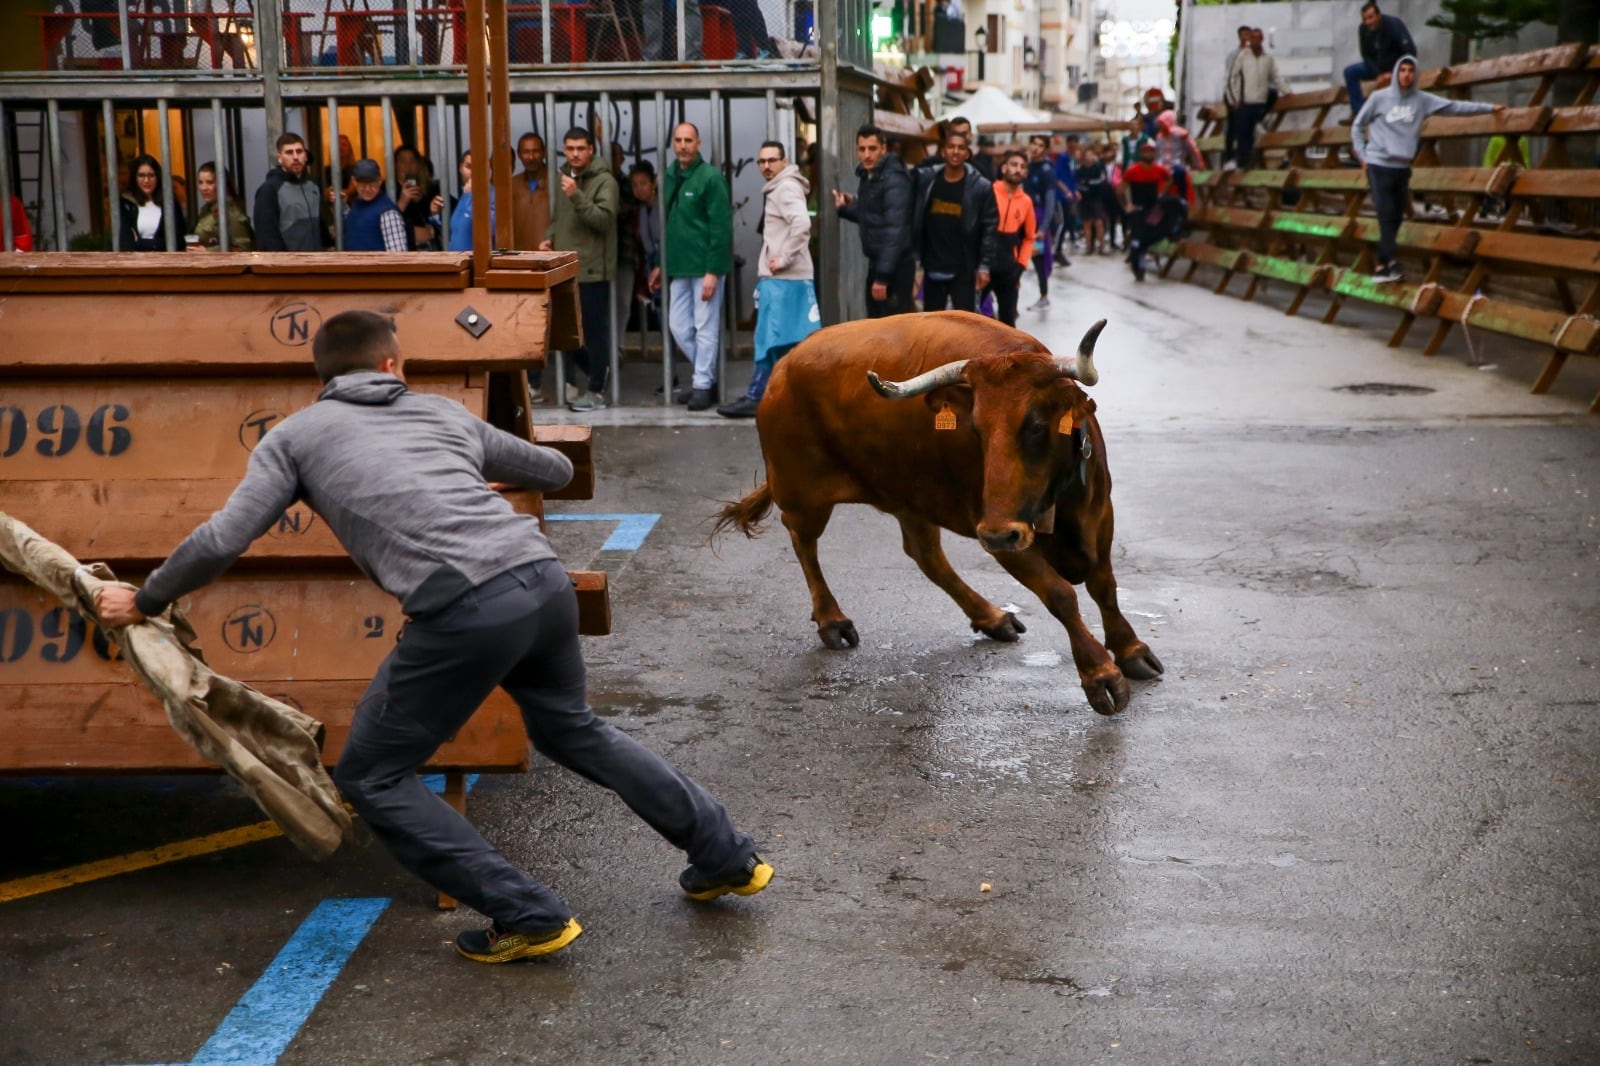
[{"xmin": 978, "ymin": 521, "xmax": 1034, "ymax": 553}]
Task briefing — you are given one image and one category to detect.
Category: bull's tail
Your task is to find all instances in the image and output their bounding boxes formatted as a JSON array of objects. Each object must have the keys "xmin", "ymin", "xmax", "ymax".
[{"xmin": 712, "ymin": 482, "xmax": 775, "ymax": 541}]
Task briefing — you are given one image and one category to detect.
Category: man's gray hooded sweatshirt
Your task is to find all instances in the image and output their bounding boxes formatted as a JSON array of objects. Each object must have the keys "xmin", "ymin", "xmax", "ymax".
[
  {"xmin": 1352, "ymin": 56, "xmax": 1498, "ymax": 169},
  {"xmin": 134, "ymin": 371, "xmax": 573, "ymax": 618}
]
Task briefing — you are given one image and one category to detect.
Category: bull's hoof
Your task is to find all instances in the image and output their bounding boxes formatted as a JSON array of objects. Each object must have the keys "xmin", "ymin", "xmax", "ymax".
[
  {"xmin": 818, "ymin": 620, "xmax": 860, "ymax": 650},
  {"xmin": 975, "ymin": 612, "xmax": 1027, "ymax": 642},
  {"xmin": 1117, "ymin": 646, "xmax": 1164, "ymax": 681},
  {"xmin": 1083, "ymin": 672, "xmax": 1131, "ymax": 716}
]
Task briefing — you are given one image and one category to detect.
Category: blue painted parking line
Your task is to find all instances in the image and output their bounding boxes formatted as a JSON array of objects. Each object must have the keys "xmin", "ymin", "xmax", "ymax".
[
  {"xmin": 187, "ymin": 898, "xmax": 390, "ymax": 1066},
  {"xmin": 423, "ymin": 773, "xmax": 480, "ymax": 794},
  {"xmin": 544, "ymin": 513, "xmax": 660, "ymax": 552}
]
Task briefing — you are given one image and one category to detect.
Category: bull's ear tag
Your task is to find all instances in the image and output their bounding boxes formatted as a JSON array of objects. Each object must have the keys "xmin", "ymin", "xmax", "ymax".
[
  {"xmin": 1058, "ymin": 412, "xmax": 1075, "ymax": 435},
  {"xmin": 935, "ymin": 404, "xmax": 957, "ymax": 431}
]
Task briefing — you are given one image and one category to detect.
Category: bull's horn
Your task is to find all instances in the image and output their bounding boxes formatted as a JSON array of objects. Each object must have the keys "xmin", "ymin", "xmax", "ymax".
[
  {"xmin": 867, "ymin": 359, "xmax": 971, "ymax": 399},
  {"xmin": 1053, "ymin": 319, "xmax": 1107, "ymax": 386}
]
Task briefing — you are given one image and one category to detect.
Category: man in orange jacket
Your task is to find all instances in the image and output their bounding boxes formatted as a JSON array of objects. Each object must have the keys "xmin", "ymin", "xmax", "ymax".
[{"xmin": 985, "ymin": 149, "xmax": 1036, "ymax": 327}]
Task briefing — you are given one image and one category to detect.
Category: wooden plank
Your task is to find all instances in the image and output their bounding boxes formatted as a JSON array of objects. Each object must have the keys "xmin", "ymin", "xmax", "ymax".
[
  {"xmin": 1268, "ymin": 211, "xmax": 1354, "ymax": 241},
  {"xmin": 1345, "ymin": 219, "xmax": 1481, "ymax": 258},
  {"xmin": 1295, "ymin": 170, "xmax": 1369, "ymax": 192},
  {"xmin": 1256, "ymin": 128, "xmax": 1319, "ymax": 150},
  {"xmin": 0, "ymin": 290, "xmax": 553, "ymax": 375},
  {"xmin": 1546, "ymin": 105, "xmax": 1600, "ymax": 134},
  {"xmin": 0, "ymin": 251, "xmax": 477, "ymax": 292},
  {"xmin": 1321, "ymin": 108, "xmax": 1550, "ymax": 148},
  {"xmin": 1193, "ymin": 205, "xmax": 1268, "ymax": 231},
  {"xmin": 0, "ymin": 376, "xmax": 477, "ymax": 481},
  {"xmin": 1227, "ymin": 169, "xmax": 1297, "ymax": 190},
  {"xmin": 1407, "ymin": 166, "xmax": 1515, "ymax": 197},
  {"xmin": 0, "ymin": 568, "xmax": 610, "ymax": 689},
  {"xmin": 1432, "ymin": 42, "xmax": 1587, "ymax": 90},
  {"xmin": 481, "ymin": 254, "xmax": 582, "ymax": 290},
  {"xmin": 0, "ymin": 480, "xmax": 544, "ymax": 565},
  {"xmin": 1329, "ymin": 270, "xmax": 1442, "ymax": 312},
  {"xmin": 1175, "ymin": 242, "xmax": 1251, "ymax": 271},
  {"xmin": 1245, "ymin": 255, "xmax": 1330, "ymax": 288},
  {"xmin": 1509, "ymin": 168, "xmax": 1600, "ymax": 199},
  {"xmin": 0, "ymin": 682, "xmax": 530, "ymax": 773},
  {"xmin": 545, "ymin": 276, "xmax": 584, "ymax": 352},
  {"xmin": 1431, "ymin": 290, "xmax": 1575, "ymax": 347},
  {"xmin": 533, "ymin": 423, "xmax": 595, "ymax": 501},
  {"xmin": 1472, "ymin": 231, "xmax": 1600, "ymax": 275},
  {"xmin": 1272, "ymin": 86, "xmax": 1344, "ymax": 111}
]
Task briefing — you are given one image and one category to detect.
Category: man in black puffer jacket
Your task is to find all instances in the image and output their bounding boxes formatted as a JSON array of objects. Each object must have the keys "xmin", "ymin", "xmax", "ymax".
[{"xmin": 833, "ymin": 124, "xmax": 915, "ymax": 318}]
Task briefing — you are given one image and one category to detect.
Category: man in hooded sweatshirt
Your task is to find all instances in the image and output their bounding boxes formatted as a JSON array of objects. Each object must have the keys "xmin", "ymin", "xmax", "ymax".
[
  {"xmin": 1352, "ymin": 56, "xmax": 1504, "ymax": 283},
  {"xmin": 254, "ymin": 132, "xmax": 327, "ymax": 251},
  {"xmin": 718, "ymin": 141, "xmax": 817, "ymax": 419},
  {"xmin": 94, "ymin": 310, "xmax": 774, "ymax": 965}
]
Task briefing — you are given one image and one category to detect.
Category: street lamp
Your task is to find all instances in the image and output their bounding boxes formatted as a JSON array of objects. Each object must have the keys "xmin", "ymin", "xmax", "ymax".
[{"xmin": 970, "ymin": 25, "xmax": 986, "ymax": 82}]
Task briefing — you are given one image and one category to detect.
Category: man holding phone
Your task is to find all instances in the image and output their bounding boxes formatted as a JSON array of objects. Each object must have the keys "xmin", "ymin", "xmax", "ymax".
[{"xmin": 540, "ymin": 127, "xmax": 620, "ymax": 412}]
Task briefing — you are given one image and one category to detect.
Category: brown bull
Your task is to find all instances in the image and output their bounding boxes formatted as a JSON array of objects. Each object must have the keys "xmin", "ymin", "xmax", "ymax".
[{"xmin": 713, "ymin": 311, "xmax": 1162, "ymax": 715}]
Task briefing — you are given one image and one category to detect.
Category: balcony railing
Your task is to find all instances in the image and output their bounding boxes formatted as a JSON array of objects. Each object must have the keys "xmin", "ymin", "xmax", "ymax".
[{"xmin": 23, "ymin": 0, "xmax": 827, "ymax": 74}]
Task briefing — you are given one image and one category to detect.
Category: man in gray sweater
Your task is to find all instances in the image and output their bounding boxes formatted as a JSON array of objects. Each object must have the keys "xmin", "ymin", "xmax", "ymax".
[
  {"xmin": 1352, "ymin": 56, "xmax": 1504, "ymax": 283},
  {"xmin": 94, "ymin": 310, "xmax": 773, "ymax": 963}
]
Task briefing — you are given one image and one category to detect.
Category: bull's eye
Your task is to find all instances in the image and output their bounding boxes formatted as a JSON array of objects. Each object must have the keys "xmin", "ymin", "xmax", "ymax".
[{"xmin": 1019, "ymin": 414, "xmax": 1051, "ymax": 459}]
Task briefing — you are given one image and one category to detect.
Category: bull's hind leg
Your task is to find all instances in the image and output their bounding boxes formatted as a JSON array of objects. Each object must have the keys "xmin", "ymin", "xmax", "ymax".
[
  {"xmin": 895, "ymin": 515, "xmax": 1025, "ymax": 641},
  {"xmin": 1083, "ymin": 560, "xmax": 1164, "ymax": 681},
  {"xmin": 781, "ymin": 505, "xmax": 858, "ymax": 649},
  {"xmin": 994, "ymin": 550, "xmax": 1129, "ymax": 716}
]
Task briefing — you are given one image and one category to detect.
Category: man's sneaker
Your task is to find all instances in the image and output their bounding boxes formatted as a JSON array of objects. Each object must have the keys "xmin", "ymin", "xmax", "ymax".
[
  {"xmin": 687, "ymin": 387, "xmax": 717, "ymax": 412},
  {"xmin": 564, "ymin": 383, "xmax": 580, "ymax": 403},
  {"xmin": 1027, "ymin": 296, "xmax": 1050, "ymax": 310},
  {"xmin": 1372, "ymin": 263, "xmax": 1403, "ymax": 284},
  {"xmin": 671, "ymin": 385, "xmax": 695, "ymax": 404},
  {"xmin": 568, "ymin": 390, "xmax": 608, "ymax": 412},
  {"xmin": 680, "ymin": 854, "xmax": 774, "ymax": 901},
  {"xmin": 716, "ymin": 396, "xmax": 760, "ymax": 418},
  {"xmin": 455, "ymin": 918, "xmax": 582, "ymax": 963},
  {"xmin": 529, "ymin": 391, "xmax": 549, "ymax": 406},
  {"xmin": 1222, "ymin": 160, "xmax": 1239, "ymax": 173},
  {"xmin": 1132, "ymin": 262, "xmax": 1147, "ymax": 282}
]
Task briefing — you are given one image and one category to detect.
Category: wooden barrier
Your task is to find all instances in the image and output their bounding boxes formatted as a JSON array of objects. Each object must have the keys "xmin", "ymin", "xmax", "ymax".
[
  {"xmin": 0, "ymin": 252, "xmax": 608, "ymax": 882},
  {"xmin": 1170, "ymin": 44, "xmax": 1600, "ymax": 411}
]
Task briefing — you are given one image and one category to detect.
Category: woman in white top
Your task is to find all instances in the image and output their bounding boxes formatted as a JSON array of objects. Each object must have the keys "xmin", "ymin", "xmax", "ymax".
[{"xmin": 118, "ymin": 153, "xmax": 186, "ymax": 252}]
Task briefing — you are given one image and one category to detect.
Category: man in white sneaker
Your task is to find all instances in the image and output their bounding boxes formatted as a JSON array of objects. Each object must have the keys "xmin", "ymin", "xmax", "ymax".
[{"xmin": 1352, "ymin": 56, "xmax": 1504, "ymax": 284}]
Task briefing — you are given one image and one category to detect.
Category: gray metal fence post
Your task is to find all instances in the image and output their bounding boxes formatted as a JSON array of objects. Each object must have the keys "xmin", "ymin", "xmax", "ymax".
[
  {"xmin": 657, "ymin": 90, "xmax": 673, "ymax": 403},
  {"xmin": 328, "ymin": 96, "xmax": 343, "ymax": 249},
  {"xmin": 102, "ymin": 99, "xmax": 118, "ymax": 251},
  {"xmin": 212, "ymin": 98, "xmax": 229, "ymax": 251},
  {"xmin": 46, "ymin": 100, "xmax": 66, "ymax": 251}
]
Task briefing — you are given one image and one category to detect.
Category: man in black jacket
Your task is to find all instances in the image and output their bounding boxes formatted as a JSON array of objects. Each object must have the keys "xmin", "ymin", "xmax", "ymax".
[
  {"xmin": 1343, "ymin": 2, "xmax": 1417, "ymax": 117},
  {"xmin": 253, "ymin": 132, "xmax": 328, "ymax": 251},
  {"xmin": 833, "ymin": 124, "xmax": 915, "ymax": 318},
  {"xmin": 910, "ymin": 132, "xmax": 997, "ymax": 313}
]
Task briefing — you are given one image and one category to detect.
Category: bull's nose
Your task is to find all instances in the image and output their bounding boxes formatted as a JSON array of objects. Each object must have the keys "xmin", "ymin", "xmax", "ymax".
[{"xmin": 978, "ymin": 522, "xmax": 1034, "ymax": 553}]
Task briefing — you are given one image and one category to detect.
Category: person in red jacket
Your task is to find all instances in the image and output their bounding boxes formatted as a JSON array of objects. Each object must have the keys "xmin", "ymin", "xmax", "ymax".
[
  {"xmin": 1119, "ymin": 140, "xmax": 1187, "ymax": 282},
  {"xmin": 6, "ymin": 196, "xmax": 32, "ymax": 251}
]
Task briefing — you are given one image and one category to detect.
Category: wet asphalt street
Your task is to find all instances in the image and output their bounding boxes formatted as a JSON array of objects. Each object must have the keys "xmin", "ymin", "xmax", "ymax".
[{"xmin": 3, "ymin": 256, "xmax": 1598, "ymax": 1065}]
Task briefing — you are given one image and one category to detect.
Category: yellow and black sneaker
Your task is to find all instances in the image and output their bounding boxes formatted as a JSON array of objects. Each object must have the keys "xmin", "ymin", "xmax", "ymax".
[
  {"xmin": 679, "ymin": 854, "xmax": 774, "ymax": 901},
  {"xmin": 455, "ymin": 918, "xmax": 582, "ymax": 963}
]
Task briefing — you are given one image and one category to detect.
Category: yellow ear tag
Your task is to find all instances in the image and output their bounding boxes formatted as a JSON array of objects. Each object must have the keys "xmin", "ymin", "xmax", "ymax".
[
  {"xmin": 935, "ymin": 404, "xmax": 957, "ymax": 431},
  {"xmin": 1058, "ymin": 412, "xmax": 1075, "ymax": 435}
]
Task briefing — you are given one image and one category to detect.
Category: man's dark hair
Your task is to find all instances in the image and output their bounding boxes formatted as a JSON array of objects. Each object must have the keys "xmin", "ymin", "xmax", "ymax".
[
  {"xmin": 856, "ymin": 123, "xmax": 886, "ymax": 143},
  {"xmin": 1361, "ymin": 2, "xmax": 1379, "ymax": 13},
  {"xmin": 943, "ymin": 131, "xmax": 970, "ymax": 149},
  {"xmin": 275, "ymin": 132, "xmax": 305, "ymax": 152},
  {"xmin": 948, "ymin": 116, "xmax": 972, "ymax": 129},
  {"xmin": 1001, "ymin": 148, "xmax": 1027, "ymax": 167},
  {"xmin": 1237, "ymin": 23, "xmax": 1252, "ymax": 33},
  {"xmin": 518, "ymin": 131, "xmax": 544, "ymax": 146},
  {"xmin": 1029, "ymin": 134, "xmax": 1049, "ymax": 148},
  {"xmin": 562, "ymin": 126, "xmax": 595, "ymax": 147},
  {"xmin": 312, "ymin": 310, "xmax": 399, "ymax": 383},
  {"xmin": 629, "ymin": 159, "xmax": 656, "ymax": 180},
  {"xmin": 759, "ymin": 139, "xmax": 786, "ymax": 158}
]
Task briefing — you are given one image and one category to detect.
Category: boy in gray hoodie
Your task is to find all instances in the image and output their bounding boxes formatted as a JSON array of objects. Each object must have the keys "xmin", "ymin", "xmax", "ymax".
[
  {"xmin": 1352, "ymin": 56, "xmax": 1504, "ymax": 283},
  {"xmin": 95, "ymin": 311, "xmax": 773, "ymax": 964}
]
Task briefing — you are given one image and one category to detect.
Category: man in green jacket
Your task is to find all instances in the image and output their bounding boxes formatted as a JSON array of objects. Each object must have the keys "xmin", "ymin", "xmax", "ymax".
[
  {"xmin": 648, "ymin": 122, "xmax": 732, "ymax": 411},
  {"xmin": 540, "ymin": 126, "xmax": 620, "ymax": 412}
]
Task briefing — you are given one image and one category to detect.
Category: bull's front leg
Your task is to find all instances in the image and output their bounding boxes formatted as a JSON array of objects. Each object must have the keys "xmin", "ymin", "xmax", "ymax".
[
  {"xmin": 994, "ymin": 550, "xmax": 1129, "ymax": 715},
  {"xmin": 1083, "ymin": 560, "xmax": 1164, "ymax": 681},
  {"xmin": 780, "ymin": 505, "xmax": 858, "ymax": 650}
]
